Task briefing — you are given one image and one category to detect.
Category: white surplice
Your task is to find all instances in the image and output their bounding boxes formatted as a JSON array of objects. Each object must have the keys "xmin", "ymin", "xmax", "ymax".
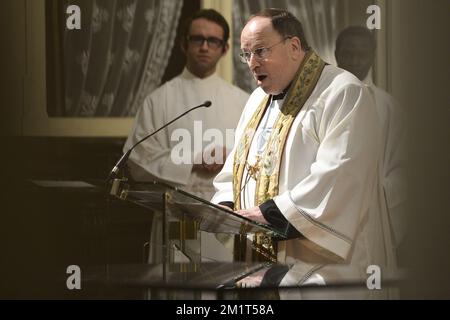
[
  {"xmin": 363, "ymin": 75, "xmax": 407, "ymax": 249},
  {"xmin": 124, "ymin": 68, "xmax": 249, "ymax": 200},
  {"xmin": 212, "ymin": 65, "xmax": 397, "ymax": 270}
]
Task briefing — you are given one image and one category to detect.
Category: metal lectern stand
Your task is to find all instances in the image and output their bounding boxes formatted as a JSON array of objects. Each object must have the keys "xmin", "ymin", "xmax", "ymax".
[{"xmin": 109, "ymin": 179, "xmax": 287, "ymax": 265}]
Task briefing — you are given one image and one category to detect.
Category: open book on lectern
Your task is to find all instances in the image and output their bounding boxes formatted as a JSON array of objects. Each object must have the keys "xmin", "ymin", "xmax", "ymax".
[{"xmin": 123, "ymin": 181, "xmax": 288, "ymax": 240}]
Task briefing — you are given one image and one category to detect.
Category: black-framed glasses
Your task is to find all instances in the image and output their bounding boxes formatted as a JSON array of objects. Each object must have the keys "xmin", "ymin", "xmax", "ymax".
[
  {"xmin": 239, "ymin": 37, "xmax": 291, "ymax": 63},
  {"xmin": 187, "ymin": 35, "xmax": 224, "ymax": 49}
]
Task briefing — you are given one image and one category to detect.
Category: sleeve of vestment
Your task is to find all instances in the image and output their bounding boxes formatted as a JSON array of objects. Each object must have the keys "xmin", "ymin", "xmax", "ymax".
[
  {"xmin": 273, "ymin": 83, "xmax": 382, "ymax": 261},
  {"xmin": 123, "ymin": 91, "xmax": 193, "ymax": 185}
]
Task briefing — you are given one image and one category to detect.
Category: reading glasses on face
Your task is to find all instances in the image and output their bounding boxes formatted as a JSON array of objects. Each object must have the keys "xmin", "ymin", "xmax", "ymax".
[{"xmin": 239, "ymin": 37, "xmax": 292, "ymax": 63}]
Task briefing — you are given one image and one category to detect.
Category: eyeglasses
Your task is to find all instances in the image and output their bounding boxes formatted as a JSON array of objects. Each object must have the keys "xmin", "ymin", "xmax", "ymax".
[
  {"xmin": 187, "ymin": 35, "xmax": 224, "ymax": 49},
  {"xmin": 239, "ymin": 37, "xmax": 291, "ymax": 63}
]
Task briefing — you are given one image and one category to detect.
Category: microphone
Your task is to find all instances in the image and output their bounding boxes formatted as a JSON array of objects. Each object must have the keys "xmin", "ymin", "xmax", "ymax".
[{"xmin": 108, "ymin": 100, "xmax": 212, "ymax": 180}]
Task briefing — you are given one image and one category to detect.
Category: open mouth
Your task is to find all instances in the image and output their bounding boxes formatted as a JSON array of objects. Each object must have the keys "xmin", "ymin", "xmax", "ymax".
[{"xmin": 256, "ymin": 75, "xmax": 267, "ymax": 82}]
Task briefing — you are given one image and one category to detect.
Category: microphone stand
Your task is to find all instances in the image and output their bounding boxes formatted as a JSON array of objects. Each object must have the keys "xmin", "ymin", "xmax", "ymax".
[{"xmin": 107, "ymin": 101, "xmax": 212, "ymax": 198}]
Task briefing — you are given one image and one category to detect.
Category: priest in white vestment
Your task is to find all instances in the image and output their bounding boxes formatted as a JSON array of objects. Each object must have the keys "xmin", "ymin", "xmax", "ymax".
[{"xmin": 212, "ymin": 9, "xmax": 398, "ymax": 276}]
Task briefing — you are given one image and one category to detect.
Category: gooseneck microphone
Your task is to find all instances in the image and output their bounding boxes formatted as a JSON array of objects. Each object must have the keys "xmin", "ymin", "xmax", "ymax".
[{"xmin": 108, "ymin": 100, "xmax": 212, "ymax": 180}]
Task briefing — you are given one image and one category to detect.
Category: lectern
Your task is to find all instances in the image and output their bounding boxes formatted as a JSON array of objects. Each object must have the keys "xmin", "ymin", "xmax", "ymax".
[{"xmin": 109, "ymin": 179, "xmax": 287, "ymax": 264}]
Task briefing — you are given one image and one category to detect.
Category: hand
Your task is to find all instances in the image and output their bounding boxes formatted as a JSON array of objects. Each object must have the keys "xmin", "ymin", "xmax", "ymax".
[
  {"xmin": 193, "ymin": 146, "xmax": 227, "ymax": 175},
  {"xmin": 192, "ymin": 162, "xmax": 224, "ymax": 174},
  {"xmin": 202, "ymin": 162, "xmax": 224, "ymax": 174},
  {"xmin": 217, "ymin": 204, "xmax": 234, "ymax": 212},
  {"xmin": 237, "ymin": 206, "xmax": 269, "ymax": 224},
  {"xmin": 235, "ymin": 268, "xmax": 267, "ymax": 288},
  {"xmin": 204, "ymin": 146, "xmax": 228, "ymax": 173},
  {"xmin": 236, "ymin": 274, "xmax": 264, "ymax": 288}
]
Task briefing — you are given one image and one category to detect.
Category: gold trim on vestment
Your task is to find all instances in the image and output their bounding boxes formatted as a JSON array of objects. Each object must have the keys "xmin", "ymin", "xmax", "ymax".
[{"xmin": 232, "ymin": 51, "xmax": 326, "ymax": 262}]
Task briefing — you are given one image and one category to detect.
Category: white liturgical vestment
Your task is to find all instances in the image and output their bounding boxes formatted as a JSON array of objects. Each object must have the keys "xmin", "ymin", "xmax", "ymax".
[
  {"xmin": 212, "ymin": 65, "xmax": 397, "ymax": 270},
  {"xmin": 363, "ymin": 75, "xmax": 407, "ymax": 248}
]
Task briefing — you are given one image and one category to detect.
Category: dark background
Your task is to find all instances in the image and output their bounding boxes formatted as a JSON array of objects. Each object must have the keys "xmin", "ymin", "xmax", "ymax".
[{"xmin": 392, "ymin": 0, "xmax": 450, "ymax": 299}]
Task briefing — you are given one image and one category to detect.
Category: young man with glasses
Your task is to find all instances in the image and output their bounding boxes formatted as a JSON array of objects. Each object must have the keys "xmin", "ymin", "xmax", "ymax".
[
  {"xmin": 212, "ymin": 9, "xmax": 397, "ymax": 281},
  {"xmin": 125, "ymin": 9, "xmax": 248, "ymax": 199},
  {"xmin": 124, "ymin": 10, "xmax": 249, "ymax": 263}
]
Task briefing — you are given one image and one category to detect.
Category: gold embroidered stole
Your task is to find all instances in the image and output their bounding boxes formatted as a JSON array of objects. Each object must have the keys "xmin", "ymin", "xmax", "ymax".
[{"xmin": 232, "ymin": 51, "xmax": 326, "ymax": 262}]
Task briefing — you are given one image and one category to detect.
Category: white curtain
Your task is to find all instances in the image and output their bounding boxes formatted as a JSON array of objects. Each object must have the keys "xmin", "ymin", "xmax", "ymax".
[
  {"xmin": 60, "ymin": 0, "xmax": 182, "ymax": 117},
  {"xmin": 233, "ymin": 0, "xmax": 339, "ymax": 93}
]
